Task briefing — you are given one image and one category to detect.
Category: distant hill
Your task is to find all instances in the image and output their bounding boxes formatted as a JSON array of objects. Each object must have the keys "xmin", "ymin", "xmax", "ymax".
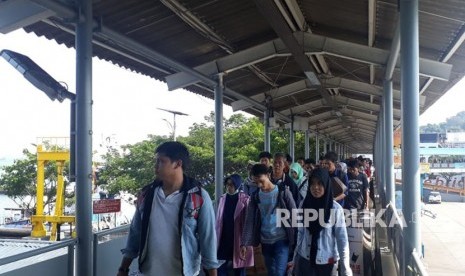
[{"xmin": 420, "ymin": 111, "xmax": 465, "ymax": 133}]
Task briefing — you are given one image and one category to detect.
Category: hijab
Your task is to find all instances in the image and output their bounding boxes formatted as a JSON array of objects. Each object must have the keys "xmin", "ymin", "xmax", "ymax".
[
  {"xmin": 337, "ymin": 161, "xmax": 348, "ymax": 174},
  {"xmin": 224, "ymin": 174, "xmax": 242, "ymax": 195},
  {"xmin": 289, "ymin": 162, "xmax": 305, "ymax": 185}
]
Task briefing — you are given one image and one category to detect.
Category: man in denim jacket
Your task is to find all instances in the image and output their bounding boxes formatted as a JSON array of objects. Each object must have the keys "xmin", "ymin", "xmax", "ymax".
[{"xmin": 117, "ymin": 142, "xmax": 219, "ymax": 276}]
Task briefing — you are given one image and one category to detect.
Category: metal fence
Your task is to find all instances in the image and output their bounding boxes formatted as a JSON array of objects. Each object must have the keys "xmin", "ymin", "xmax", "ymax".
[
  {"xmin": 384, "ymin": 202, "xmax": 428, "ymax": 276},
  {"xmin": 93, "ymin": 224, "xmax": 138, "ymax": 276},
  {"xmin": 0, "ymin": 224, "xmax": 135, "ymax": 276},
  {"xmin": 0, "ymin": 238, "xmax": 76, "ymax": 276}
]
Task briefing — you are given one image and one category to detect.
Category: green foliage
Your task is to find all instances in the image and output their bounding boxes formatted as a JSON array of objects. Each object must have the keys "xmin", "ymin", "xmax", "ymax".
[
  {"xmin": 2, "ymin": 113, "xmax": 314, "ymax": 204},
  {"xmin": 98, "ymin": 112, "xmax": 314, "ymax": 199},
  {"xmin": 98, "ymin": 135, "xmax": 171, "ymax": 195},
  {"xmin": 0, "ymin": 150, "xmax": 37, "ymax": 209},
  {"xmin": 223, "ymin": 115, "xmax": 263, "ymax": 174}
]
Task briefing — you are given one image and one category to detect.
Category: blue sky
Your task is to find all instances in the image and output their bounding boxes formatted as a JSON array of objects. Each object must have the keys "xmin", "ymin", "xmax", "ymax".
[{"xmin": 0, "ymin": 29, "xmax": 463, "ymax": 159}]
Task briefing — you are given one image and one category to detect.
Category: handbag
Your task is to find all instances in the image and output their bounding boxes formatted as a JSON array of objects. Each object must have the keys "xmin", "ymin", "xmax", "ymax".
[{"xmin": 331, "ymin": 176, "xmax": 347, "ymax": 197}]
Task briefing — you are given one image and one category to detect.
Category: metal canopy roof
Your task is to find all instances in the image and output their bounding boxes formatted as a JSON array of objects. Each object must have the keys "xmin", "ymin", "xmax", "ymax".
[{"xmin": 3, "ymin": 0, "xmax": 465, "ymax": 152}]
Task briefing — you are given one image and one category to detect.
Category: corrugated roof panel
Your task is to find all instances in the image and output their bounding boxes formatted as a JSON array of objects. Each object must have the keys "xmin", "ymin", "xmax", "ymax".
[
  {"xmin": 375, "ymin": 1, "xmax": 398, "ymax": 44},
  {"xmin": 419, "ymin": 0, "xmax": 465, "ymax": 24},
  {"xmin": 186, "ymin": 0, "xmax": 277, "ymax": 49},
  {"xmin": 16, "ymin": 0, "xmax": 465, "ymax": 150},
  {"xmin": 301, "ymin": 0, "xmax": 369, "ymax": 42},
  {"xmin": 420, "ymin": 19, "xmax": 462, "ymax": 60}
]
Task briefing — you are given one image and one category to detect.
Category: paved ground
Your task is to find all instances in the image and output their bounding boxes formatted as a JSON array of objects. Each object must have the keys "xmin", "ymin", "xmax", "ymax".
[{"xmin": 421, "ymin": 202, "xmax": 465, "ymax": 275}]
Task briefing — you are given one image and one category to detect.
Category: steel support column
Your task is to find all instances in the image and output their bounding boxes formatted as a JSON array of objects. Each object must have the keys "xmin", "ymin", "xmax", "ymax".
[
  {"xmin": 264, "ymin": 110, "xmax": 271, "ymax": 152},
  {"xmin": 375, "ymin": 119, "xmax": 379, "ymax": 184},
  {"xmin": 289, "ymin": 118, "xmax": 295, "ymax": 159},
  {"xmin": 374, "ymin": 123, "xmax": 379, "ymax": 196},
  {"xmin": 384, "ymin": 80, "xmax": 395, "ymax": 206},
  {"xmin": 304, "ymin": 130, "xmax": 310, "ymax": 159},
  {"xmin": 69, "ymin": 101, "xmax": 76, "ymax": 183},
  {"xmin": 378, "ymin": 102, "xmax": 386, "ymax": 195},
  {"xmin": 215, "ymin": 74, "xmax": 224, "ymax": 207},
  {"xmin": 379, "ymin": 121, "xmax": 383, "ymax": 197},
  {"xmin": 400, "ymin": 0, "xmax": 422, "ymax": 266},
  {"xmin": 75, "ymin": 0, "xmax": 93, "ymax": 274},
  {"xmin": 382, "ymin": 115, "xmax": 387, "ymax": 198},
  {"xmin": 315, "ymin": 134, "xmax": 320, "ymax": 161}
]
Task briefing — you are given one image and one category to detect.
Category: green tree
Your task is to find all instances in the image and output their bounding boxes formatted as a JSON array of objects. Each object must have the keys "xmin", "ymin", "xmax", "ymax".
[
  {"xmin": 98, "ymin": 135, "xmax": 171, "ymax": 195},
  {"xmin": 97, "ymin": 112, "xmax": 313, "ymax": 199}
]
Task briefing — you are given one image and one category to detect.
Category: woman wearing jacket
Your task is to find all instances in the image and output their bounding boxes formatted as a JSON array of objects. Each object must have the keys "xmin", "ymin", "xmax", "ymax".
[
  {"xmin": 293, "ymin": 168, "xmax": 352, "ymax": 276},
  {"xmin": 216, "ymin": 174, "xmax": 254, "ymax": 276}
]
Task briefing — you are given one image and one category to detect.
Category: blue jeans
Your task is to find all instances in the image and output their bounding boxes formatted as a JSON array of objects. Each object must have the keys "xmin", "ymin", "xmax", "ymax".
[
  {"xmin": 217, "ymin": 261, "xmax": 245, "ymax": 276},
  {"xmin": 261, "ymin": 240, "xmax": 289, "ymax": 276}
]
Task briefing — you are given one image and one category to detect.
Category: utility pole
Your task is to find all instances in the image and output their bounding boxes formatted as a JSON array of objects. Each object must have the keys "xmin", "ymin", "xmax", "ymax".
[{"xmin": 157, "ymin": 108, "xmax": 189, "ymax": 141}]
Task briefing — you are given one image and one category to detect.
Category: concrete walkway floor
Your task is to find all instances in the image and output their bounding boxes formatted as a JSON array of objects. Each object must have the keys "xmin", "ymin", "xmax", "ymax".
[{"xmin": 421, "ymin": 202, "xmax": 465, "ymax": 275}]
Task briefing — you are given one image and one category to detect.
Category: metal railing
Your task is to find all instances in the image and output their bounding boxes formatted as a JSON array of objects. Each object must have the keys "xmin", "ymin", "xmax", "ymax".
[
  {"xmin": 384, "ymin": 202, "xmax": 428, "ymax": 276},
  {"xmin": 93, "ymin": 224, "xmax": 131, "ymax": 276},
  {"xmin": 0, "ymin": 238, "xmax": 76, "ymax": 276},
  {"xmin": 93, "ymin": 224, "xmax": 130, "ymax": 240},
  {"xmin": 410, "ymin": 249, "xmax": 428, "ymax": 275}
]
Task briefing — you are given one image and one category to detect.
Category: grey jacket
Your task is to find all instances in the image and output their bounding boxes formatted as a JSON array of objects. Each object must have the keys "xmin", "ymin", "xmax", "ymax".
[{"xmin": 121, "ymin": 176, "xmax": 219, "ymax": 275}]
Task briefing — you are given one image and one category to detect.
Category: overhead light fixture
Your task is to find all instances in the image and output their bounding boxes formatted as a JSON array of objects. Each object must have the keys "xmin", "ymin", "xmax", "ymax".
[
  {"xmin": 0, "ymin": 49, "xmax": 75, "ymax": 101},
  {"xmin": 1, "ymin": 49, "xmax": 76, "ymax": 181},
  {"xmin": 420, "ymin": 95, "xmax": 426, "ymax": 107}
]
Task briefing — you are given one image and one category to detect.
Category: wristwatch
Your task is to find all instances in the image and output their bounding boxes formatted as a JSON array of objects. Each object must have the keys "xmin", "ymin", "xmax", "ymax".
[{"xmin": 118, "ymin": 267, "xmax": 129, "ymax": 273}]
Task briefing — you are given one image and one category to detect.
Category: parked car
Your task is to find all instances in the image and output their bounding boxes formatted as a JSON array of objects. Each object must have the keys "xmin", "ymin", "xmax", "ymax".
[{"xmin": 428, "ymin": 191, "xmax": 442, "ymax": 204}]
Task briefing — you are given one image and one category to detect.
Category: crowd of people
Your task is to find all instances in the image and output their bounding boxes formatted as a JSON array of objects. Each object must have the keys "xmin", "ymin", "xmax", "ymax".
[{"xmin": 117, "ymin": 141, "xmax": 374, "ymax": 276}]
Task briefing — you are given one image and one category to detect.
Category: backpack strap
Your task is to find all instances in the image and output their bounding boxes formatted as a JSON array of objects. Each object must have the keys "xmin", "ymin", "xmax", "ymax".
[
  {"xmin": 193, "ymin": 185, "xmax": 204, "ymax": 216},
  {"xmin": 252, "ymin": 189, "xmax": 260, "ymax": 204},
  {"xmin": 273, "ymin": 184, "xmax": 289, "ymax": 212},
  {"xmin": 298, "ymin": 179, "xmax": 308, "ymax": 192}
]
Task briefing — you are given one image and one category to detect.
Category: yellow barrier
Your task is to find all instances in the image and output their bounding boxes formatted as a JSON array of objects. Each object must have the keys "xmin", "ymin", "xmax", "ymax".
[{"xmin": 31, "ymin": 144, "xmax": 75, "ymax": 240}]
